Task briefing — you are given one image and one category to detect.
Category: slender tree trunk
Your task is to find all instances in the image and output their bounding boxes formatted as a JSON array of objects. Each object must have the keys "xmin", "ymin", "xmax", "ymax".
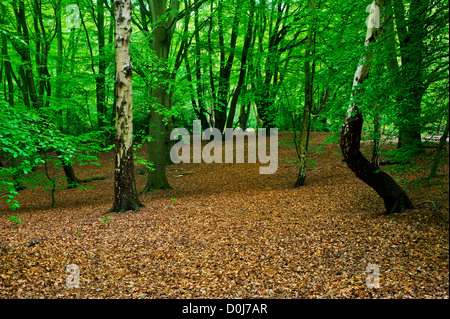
[
  {"xmin": 32, "ymin": 0, "xmax": 52, "ymax": 109},
  {"xmin": 193, "ymin": 7, "xmax": 210, "ymax": 131},
  {"xmin": 207, "ymin": 1, "xmax": 216, "ymax": 126},
  {"xmin": 294, "ymin": 0, "xmax": 315, "ymax": 187},
  {"xmin": 226, "ymin": 0, "xmax": 255, "ymax": 129},
  {"xmin": 109, "ymin": 0, "xmax": 143, "ymax": 213},
  {"xmin": 429, "ymin": 116, "xmax": 449, "ymax": 179},
  {"xmin": 12, "ymin": 0, "xmax": 39, "ymax": 109},
  {"xmin": 97, "ymin": 0, "xmax": 107, "ymax": 128},
  {"xmin": 340, "ymin": 0, "xmax": 413, "ymax": 214},
  {"xmin": 254, "ymin": 2, "xmax": 290, "ymax": 130},
  {"xmin": 59, "ymin": 154, "xmax": 81, "ymax": 189},
  {"xmin": 186, "ymin": 54, "xmax": 209, "ymax": 130},
  {"xmin": 1, "ymin": 3, "xmax": 14, "ymax": 107},
  {"xmin": 372, "ymin": 109, "xmax": 381, "ymax": 168},
  {"xmin": 214, "ymin": 2, "xmax": 240, "ymax": 131},
  {"xmin": 55, "ymin": 2, "xmax": 64, "ymax": 130},
  {"xmin": 238, "ymin": 93, "xmax": 252, "ymax": 131}
]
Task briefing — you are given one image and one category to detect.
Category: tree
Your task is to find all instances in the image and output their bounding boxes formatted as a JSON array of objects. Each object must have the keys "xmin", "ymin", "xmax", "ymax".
[
  {"xmin": 294, "ymin": 0, "xmax": 316, "ymax": 187},
  {"xmin": 252, "ymin": 0, "xmax": 303, "ymax": 130},
  {"xmin": 77, "ymin": 0, "xmax": 109, "ymax": 129},
  {"xmin": 392, "ymin": 0, "xmax": 448, "ymax": 150},
  {"xmin": 0, "ymin": 2, "xmax": 14, "ymax": 107},
  {"xmin": 340, "ymin": 0, "xmax": 413, "ymax": 214},
  {"xmin": 213, "ymin": 0, "xmax": 240, "ymax": 131},
  {"xmin": 137, "ymin": 0, "xmax": 206, "ymax": 192},
  {"xmin": 109, "ymin": 0, "xmax": 143, "ymax": 213},
  {"xmin": 429, "ymin": 114, "xmax": 449, "ymax": 179},
  {"xmin": 226, "ymin": 0, "xmax": 256, "ymax": 130},
  {"xmin": 139, "ymin": 0, "xmax": 181, "ymax": 192},
  {"xmin": 192, "ymin": 6, "xmax": 210, "ymax": 130}
]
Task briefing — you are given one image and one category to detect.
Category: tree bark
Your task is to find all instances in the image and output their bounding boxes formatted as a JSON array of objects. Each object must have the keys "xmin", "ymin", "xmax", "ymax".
[
  {"xmin": 226, "ymin": 0, "xmax": 255, "ymax": 129},
  {"xmin": 109, "ymin": 0, "xmax": 143, "ymax": 213},
  {"xmin": 193, "ymin": 7, "xmax": 210, "ymax": 131},
  {"xmin": 340, "ymin": 0, "xmax": 413, "ymax": 214},
  {"xmin": 214, "ymin": 1, "xmax": 240, "ymax": 131},
  {"xmin": 294, "ymin": 0, "xmax": 315, "ymax": 187},
  {"xmin": 429, "ymin": 116, "xmax": 449, "ymax": 179},
  {"xmin": 96, "ymin": 0, "xmax": 108, "ymax": 128},
  {"xmin": 393, "ymin": 0, "xmax": 428, "ymax": 150},
  {"xmin": 12, "ymin": 0, "xmax": 39, "ymax": 109},
  {"xmin": 141, "ymin": 0, "xmax": 180, "ymax": 192},
  {"xmin": 253, "ymin": 1, "xmax": 292, "ymax": 130},
  {"xmin": 0, "ymin": 2, "xmax": 14, "ymax": 107}
]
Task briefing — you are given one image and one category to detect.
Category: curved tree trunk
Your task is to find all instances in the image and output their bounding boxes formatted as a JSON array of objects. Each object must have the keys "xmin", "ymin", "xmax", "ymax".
[{"xmin": 340, "ymin": 0, "xmax": 413, "ymax": 214}]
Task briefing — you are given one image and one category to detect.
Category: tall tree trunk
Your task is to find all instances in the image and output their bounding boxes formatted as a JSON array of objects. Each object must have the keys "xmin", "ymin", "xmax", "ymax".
[
  {"xmin": 340, "ymin": 0, "xmax": 413, "ymax": 214},
  {"xmin": 32, "ymin": 0, "xmax": 52, "ymax": 109},
  {"xmin": 97, "ymin": 0, "xmax": 107, "ymax": 128},
  {"xmin": 253, "ymin": 1, "xmax": 290, "ymax": 130},
  {"xmin": 78, "ymin": 0, "xmax": 107, "ymax": 129},
  {"xmin": 294, "ymin": 0, "xmax": 315, "ymax": 187},
  {"xmin": 226, "ymin": 0, "xmax": 255, "ymax": 129},
  {"xmin": 1, "ymin": 2, "xmax": 14, "ymax": 107},
  {"xmin": 109, "ymin": 0, "xmax": 143, "ymax": 213},
  {"xmin": 193, "ymin": 7, "xmax": 210, "ymax": 131},
  {"xmin": 214, "ymin": 1, "xmax": 240, "ymax": 131},
  {"xmin": 393, "ymin": 0, "xmax": 428, "ymax": 150},
  {"xmin": 186, "ymin": 54, "xmax": 209, "ymax": 130},
  {"xmin": 55, "ymin": 2, "xmax": 64, "ymax": 130},
  {"xmin": 12, "ymin": 0, "xmax": 39, "ymax": 109},
  {"xmin": 141, "ymin": 0, "xmax": 180, "ymax": 192}
]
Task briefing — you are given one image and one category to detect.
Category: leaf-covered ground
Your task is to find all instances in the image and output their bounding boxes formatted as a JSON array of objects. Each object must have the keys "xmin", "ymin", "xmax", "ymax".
[{"xmin": 0, "ymin": 132, "xmax": 448, "ymax": 299}]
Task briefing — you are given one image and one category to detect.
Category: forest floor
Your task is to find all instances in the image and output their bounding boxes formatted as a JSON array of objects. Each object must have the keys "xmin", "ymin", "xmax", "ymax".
[{"xmin": 0, "ymin": 132, "xmax": 448, "ymax": 299}]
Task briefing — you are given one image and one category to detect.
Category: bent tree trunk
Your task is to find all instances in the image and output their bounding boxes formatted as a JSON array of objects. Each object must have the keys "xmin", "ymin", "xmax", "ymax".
[
  {"xmin": 109, "ymin": 0, "xmax": 143, "ymax": 213},
  {"xmin": 340, "ymin": 0, "xmax": 413, "ymax": 214}
]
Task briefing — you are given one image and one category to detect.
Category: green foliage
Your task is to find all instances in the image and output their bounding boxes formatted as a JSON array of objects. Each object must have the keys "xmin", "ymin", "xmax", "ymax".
[
  {"xmin": 8, "ymin": 215, "xmax": 23, "ymax": 228},
  {"xmin": 99, "ymin": 216, "xmax": 115, "ymax": 225},
  {"xmin": 0, "ymin": 101, "xmax": 104, "ymax": 209}
]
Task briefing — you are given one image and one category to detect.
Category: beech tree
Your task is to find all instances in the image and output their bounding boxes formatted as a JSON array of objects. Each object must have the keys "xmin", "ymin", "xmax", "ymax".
[
  {"xmin": 109, "ymin": 0, "xmax": 143, "ymax": 213},
  {"xmin": 340, "ymin": 0, "xmax": 413, "ymax": 214},
  {"xmin": 141, "ymin": 0, "xmax": 180, "ymax": 192},
  {"xmin": 0, "ymin": 0, "xmax": 447, "ymax": 213}
]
